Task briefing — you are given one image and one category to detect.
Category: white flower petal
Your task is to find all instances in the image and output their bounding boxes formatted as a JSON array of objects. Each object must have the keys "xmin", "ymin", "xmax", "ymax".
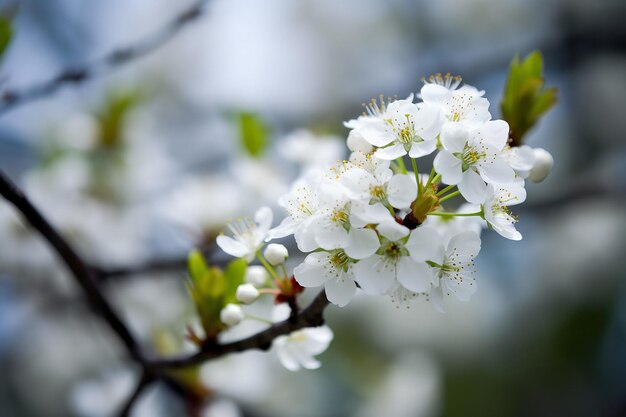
[
  {"xmin": 377, "ymin": 221, "xmax": 409, "ymax": 242},
  {"xmin": 267, "ymin": 217, "xmax": 298, "ymax": 240},
  {"xmin": 325, "ymin": 272, "xmax": 357, "ymax": 307},
  {"xmin": 480, "ymin": 120, "xmax": 509, "ymax": 151},
  {"xmin": 293, "ymin": 253, "xmax": 329, "ymax": 287},
  {"xmin": 447, "ymin": 231, "xmax": 481, "ymax": 258},
  {"xmin": 421, "ymin": 83, "xmax": 451, "ymax": 104},
  {"xmin": 374, "ymin": 144, "xmax": 407, "ymax": 160},
  {"xmin": 216, "ymin": 235, "xmax": 250, "ymax": 258},
  {"xmin": 441, "ymin": 124, "xmax": 468, "ymax": 153},
  {"xmin": 434, "ymin": 151, "xmax": 463, "ymax": 185},
  {"xmin": 353, "ymin": 256, "xmax": 396, "ymax": 295},
  {"xmin": 408, "ymin": 139, "xmax": 437, "ymax": 158},
  {"xmin": 443, "ymin": 269, "xmax": 476, "ymax": 301},
  {"xmin": 458, "ymin": 169, "xmax": 487, "ymax": 204},
  {"xmin": 314, "ymin": 219, "xmax": 349, "ymax": 250},
  {"xmin": 480, "ymin": 157, "xmax": 516, "ymax": 184},
  {"xmin": 396, "ymin": 257, "xmax": 432, "ymax": 293},
  {"xmin": 351, "ymin": 202, "xmax": 392, "ymax": 227},
  {"xmin": 359, "ymin": 118, "xmax": 394, "ymax": 147},
  {"xmin": 254, "ymin": 206, "xmax": 273, "ymax": 236},
  {"xmin": 387, "ymin": 174, "xmax": 417, "ymax": 209},
  {"xmin": 405, "ymin": 226, "xmax": 445, "ymax": 263},
  {"xmin": 345, "ymin": 228, "xmax": 380, "ymax": 260}
]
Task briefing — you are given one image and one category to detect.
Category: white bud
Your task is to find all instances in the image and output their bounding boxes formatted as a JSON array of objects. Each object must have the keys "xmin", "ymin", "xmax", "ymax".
[
  {"xmin": 528, "ymin": 148, "xmax": 554, "ymax": 183},
  {"xmin": 263, "ymin": 243, "xmax": 288, "ymax": 266},
  {"xmin": 219, "ymin": 304, "xmax": 244, "ymax": 327},
  {"xmin": 346, "ymin": 130, "xmax": 373, "ymax": 154},
  {"xmin": 245, "ymin": 265, "xmax": 268, "ymax": 287},
  {"xmin": 236, "ymin": 283, "xmax": 260, "ymax": 304}
]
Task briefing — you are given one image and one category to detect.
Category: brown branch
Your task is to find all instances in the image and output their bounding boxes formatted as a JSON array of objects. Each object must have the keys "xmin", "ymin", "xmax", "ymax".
[
  {"xmin": 0, "ymin": 0, "xmax": 209, "ymax": 116},
  {"xmin": 147, "ymin": 290, "xmax": 330, "ymax": 370},
  {"xmin": 0, "ymin": 169, "xmax": 145, "ymax": 362}
]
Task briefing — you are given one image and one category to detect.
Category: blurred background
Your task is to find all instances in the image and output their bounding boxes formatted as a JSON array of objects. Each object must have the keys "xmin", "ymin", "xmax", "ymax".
[{"xmin": 0, "ymin": 0, "xmax": 625, "ymax": 416}]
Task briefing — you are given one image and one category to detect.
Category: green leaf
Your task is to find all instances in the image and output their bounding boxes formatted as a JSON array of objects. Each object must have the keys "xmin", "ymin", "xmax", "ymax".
[
  {"xmin": 237, "ymin": 112, "xmax": 269, "ymax": 157},
  {"xmin": 223, "ymin": 258, "xmax": 247, "ymax": 303},
  {"xmin": 187, "ymin": 250, "xmax": 209, "ymax": 286},
  {"xmin": 0, "ymin": 17, "xmax": 12, "ymax": 58},
  {"xmin": 500, "ymin": 51, "xmax": 558, "ymax": 146}
]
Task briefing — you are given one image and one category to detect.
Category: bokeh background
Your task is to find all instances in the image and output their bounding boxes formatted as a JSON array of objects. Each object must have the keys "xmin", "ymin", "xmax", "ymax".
[{"xmin": 1, "ymin": 0, "xmax": 625, "ymax": 416}]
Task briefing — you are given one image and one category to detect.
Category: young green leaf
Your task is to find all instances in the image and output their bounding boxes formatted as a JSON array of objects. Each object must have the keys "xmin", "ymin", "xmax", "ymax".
[
  {"xmin": 500, "ymin": 51, "xmax": 557, "ymax": 146},
  {"xmin": 237, "ymin": 112, "xmax": 269, "ymax": 157},
  {"xmin": 224, "ymin": 258, "xmax": 247, "ymax": 303},
  {"xmin": 0, "ymin": 17, "xmax": 12, "ymax": 58}
]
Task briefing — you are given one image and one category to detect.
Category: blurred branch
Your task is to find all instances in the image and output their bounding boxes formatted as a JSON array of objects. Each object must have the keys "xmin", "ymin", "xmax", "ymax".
[
  {"xmin": 117, "ymin": 372, "xmax": 154, "ymax": 417},
  {"xmin": 147, "ymin": 290, "xmax": 330, "ymax": 370},
  {"xmin": 0, "ymin": 0, "xmax": 210, "ymax": 116},
  {"xmin": 0, "ymin": 169, "xmax": 145, "ymax": 362},
  {"xmin": 0, "ymin": 168, "xmax": 332, "ymax": 413}
]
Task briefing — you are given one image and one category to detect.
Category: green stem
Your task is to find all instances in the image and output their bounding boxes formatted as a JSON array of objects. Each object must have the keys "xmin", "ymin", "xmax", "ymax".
[
  {"xmin": 384, "ymin": 203, "xmax": 397, "ymax": 217},
  {"xmin": 429, "ymin": 210, "xmax": 483, "ymax": 218},
  {"xmin": 438, "ymin": 190, "xmax": 461, "ymax": 203},
  {"xmin": 279, "ymin": 264, "xmax": 289, "ymax": 279},
  {"xmin": 256, "ymin": 251, "xmax": 281, "ymax": 281},
  {"xmin": 411, "ymin": 158, "xmax": 423, "ymax": 194},
  {"xmin": 429, "ymin": 173, "xmax": 441, "ymax": 188},
  {"xmin": 244, "ymin": 314, "xmax": 273, "ymax": 325},
  {"xmin": 395, "ymin": 157, "xmax": 408, "ymax": 174},
  {"xmin": 437, "ymin": 184, "xmax": 456, "ymax": 196}
]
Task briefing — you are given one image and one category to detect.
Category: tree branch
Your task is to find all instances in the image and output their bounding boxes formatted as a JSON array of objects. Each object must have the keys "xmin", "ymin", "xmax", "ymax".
[
  {"xmin": 147, "ymin": 290, "xmax": 330, "ymax": 370},
  {"xmin": 0, "ymin": 0, "xmax": 209, "ymax": 116},
  {"xmin": 117, "ymin": 372, "xmax": 154, "ymax": 417},
  {"xmin": 0, "ymin": 169, "xmax": 145, "ymax": 362}
]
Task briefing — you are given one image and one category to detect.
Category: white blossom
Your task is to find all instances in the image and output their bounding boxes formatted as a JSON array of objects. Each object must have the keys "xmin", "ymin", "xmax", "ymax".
[
  {"xmin": 501, "ymin": 145, "xmax": 536, "ymax": 179},
  {"xmin": 217, "ymin": 207, "xmax": 273, "ymax": 262},
  {"xmin": 273, "ymin": 325, "xmax": 334, "ymax": 371},
  {"xmin": 294, "ymin": 250, "xmax": 358, "ymax": 307},
  {"xmin": 433, "ymin": 120, "xmax": 516, "ymax": 203},
  {"xmin": 354, "ymin": 98, "xmax": 441, "ymax": 160},
  {"xmin": 353, "ymin": 221, "xmax": 431, "ymax": 295},
  {"xmin": 482, "ymin": 183, "xmax": 526, "ymax": 240},
  {"xmin": 339, "ymin": 163, "xmax": 416, "ymax": 209},
  {"xmin": 420, "ymin": 81, "xmax": 491, "ymax": 127},
  {"xmin": 407, "ymin": 228, "xmax": 481, "ymax": 309}
]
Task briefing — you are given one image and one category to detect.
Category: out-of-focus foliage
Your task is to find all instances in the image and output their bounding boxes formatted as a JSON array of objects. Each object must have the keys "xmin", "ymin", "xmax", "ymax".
[
  {"xmin": 186, "ymin": 251, "xmax": 246, "ymax": 341},
  {"xmin": 500, "ymin": 51, "xmax": 557, "ymax": 146},
  {"xmin": 0, "ymin": 16, "xmax": 11, "ymax": 59},
  {"xmin": 237, "ymin": 112, "xmax": 270, "ymax": 157}
]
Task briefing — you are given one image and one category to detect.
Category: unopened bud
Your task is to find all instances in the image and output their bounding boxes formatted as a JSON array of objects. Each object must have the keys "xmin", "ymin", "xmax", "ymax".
[
  {"xmin": 528, "ymin": 148, "xmax": 553, "ymax": 183},
  {"xmin": 264, "ymin": 244, "xmax": 288, "ymax": 266},
  {"xmin": 236, "ymin": 284, "xmax": 260, "ymax": 304},
  {"xmin": 245, "ymin": 265, "xmax": 268, "ymax": 287},
  {"xmin": 220, "ymin": 304, "xmax": 244, "ymax": 327}
]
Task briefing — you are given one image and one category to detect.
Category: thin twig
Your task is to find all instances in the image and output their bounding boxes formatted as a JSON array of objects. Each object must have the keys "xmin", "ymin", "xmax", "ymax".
[
  {"xmin": 0, "ymin": 169, "xmax": 145, "ymax": 362},
  {"xmin": 0, "ymin": 0, "xmax": 209, "ymax": 116},
  {"xmin": 147, "ymin": 290, "xmax": 330, "ymax": 370},
  {"xmin": 117, "ymin": 372, "xmax": 154, "ymax": 417}
]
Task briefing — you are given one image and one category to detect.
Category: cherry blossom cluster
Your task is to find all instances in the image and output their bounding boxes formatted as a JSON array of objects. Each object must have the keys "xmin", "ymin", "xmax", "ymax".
[{"xmin": 214, "ymin": 74, "xmax": 553, "ymax": 370}]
